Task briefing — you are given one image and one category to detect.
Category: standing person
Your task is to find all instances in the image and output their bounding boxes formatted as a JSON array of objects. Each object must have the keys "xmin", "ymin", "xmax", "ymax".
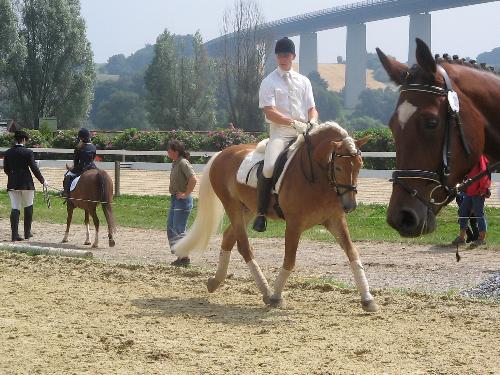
[
  {"xmin": 452, "ymin": 155, "xmax": 491, "ymax": 248},
  {"xmin": 253, "ymin": 36, "xmax": 319, "ymax": 232},
  {"xmin": 167, "ymin": 140, "xmax": 197, "ymax": 266},
  {"xmin": 63, "ymin": 128, "xmax": 97, "ymax": 197},
  {"xmin": 3, "ymin": 130, "xmax": 48, "ymax": 241}
]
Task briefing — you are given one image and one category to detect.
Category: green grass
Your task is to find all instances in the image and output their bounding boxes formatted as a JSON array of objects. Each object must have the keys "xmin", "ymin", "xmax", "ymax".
[{"xmin": 1, "ymin": 191, "xmax": 499, "ymax": 245}]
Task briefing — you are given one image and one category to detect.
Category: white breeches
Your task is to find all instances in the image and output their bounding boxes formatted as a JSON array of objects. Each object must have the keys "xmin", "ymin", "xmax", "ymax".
[
  {"xmin": 263, "ymin": 124, "xmax": 298, "ymax": 178},
  {"xmin": 8, "ymin": 190, "xmax": 34, "ymax": 210}
]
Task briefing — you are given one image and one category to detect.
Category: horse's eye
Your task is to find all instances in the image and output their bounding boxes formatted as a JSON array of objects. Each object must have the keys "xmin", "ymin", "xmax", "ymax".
[
  {"xmin": 425, "ymin": 118, "xmax": 439, "ymax": 129},
  {"xmin": 335, "ymin": 167, "xmax": 342, "ymax": 172}
]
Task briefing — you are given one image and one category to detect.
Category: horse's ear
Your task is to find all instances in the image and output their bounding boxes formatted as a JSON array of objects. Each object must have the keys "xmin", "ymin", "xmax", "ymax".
[
  {"xmin": 376, "ymin": 47, "xmax": 409, "ymax": 85},
  {"xmin": 415, "ymin": 38, "xmax": 436, "ymax": 75},
  {"xmin": 313, "ymin": 139, "xmax": 338, "ymax": 166},
  {"xmin": 355, "ymin": 135, "xmax": 370, "ymax": 150}
]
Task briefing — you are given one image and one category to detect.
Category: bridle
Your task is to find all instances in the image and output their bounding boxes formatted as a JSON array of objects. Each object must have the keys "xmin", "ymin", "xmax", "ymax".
[
  {"xmin": 328, "ymin": 148, "xmax": 361, "ymax": 196},
  {"xmin": 391, "ymin": 65, "xmax": 471, "ymax": 210}
]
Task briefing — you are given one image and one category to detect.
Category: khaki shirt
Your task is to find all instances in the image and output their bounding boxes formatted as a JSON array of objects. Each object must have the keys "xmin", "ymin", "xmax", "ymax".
[{"xmin": 169, "ymin": 157, "xmax": 195, "ymax": 195}]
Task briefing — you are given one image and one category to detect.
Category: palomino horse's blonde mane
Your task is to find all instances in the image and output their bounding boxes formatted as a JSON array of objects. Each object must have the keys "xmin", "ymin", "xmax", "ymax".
[{"xmin": 288, "ymin": 121, "xmax": 357, "ymax": 154}]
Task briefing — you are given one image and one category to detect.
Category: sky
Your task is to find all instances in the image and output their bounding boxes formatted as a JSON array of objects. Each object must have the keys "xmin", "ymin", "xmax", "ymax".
[{"xmin": 80, "ymin": 0, "xmax": 500, "ymax": 64}]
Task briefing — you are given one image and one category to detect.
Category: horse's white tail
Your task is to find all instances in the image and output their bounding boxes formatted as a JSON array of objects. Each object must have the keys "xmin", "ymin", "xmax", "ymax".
[{"xmin": 173, "ymin": 152, "xmax": 225, "ymax": 258}]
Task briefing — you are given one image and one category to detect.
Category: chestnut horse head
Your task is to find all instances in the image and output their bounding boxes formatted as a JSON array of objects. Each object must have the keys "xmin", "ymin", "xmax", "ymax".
[{"xmin": 377, "ymin": 38, "xmax": 500, "ymax": 237}]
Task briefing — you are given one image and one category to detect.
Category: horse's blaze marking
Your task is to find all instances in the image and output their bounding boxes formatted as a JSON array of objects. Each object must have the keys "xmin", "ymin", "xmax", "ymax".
[{"xmin": 397, "ymin": 100, "xmax": 417, "ymax": 130}]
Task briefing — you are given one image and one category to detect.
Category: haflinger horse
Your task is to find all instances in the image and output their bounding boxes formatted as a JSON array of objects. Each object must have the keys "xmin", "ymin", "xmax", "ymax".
[
  {"xmin": 173, "ymin": 122, "xmax": 378, "ymax": 312},
  {"xmin": 62, "ymin": 169, "xmax": 116, "ymax": 248},
  {"xmin": 376, "ymin": 38, "xmax": 500, "ymax": 237}
]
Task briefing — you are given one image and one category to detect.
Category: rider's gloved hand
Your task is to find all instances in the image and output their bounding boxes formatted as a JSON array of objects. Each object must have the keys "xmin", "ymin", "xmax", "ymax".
[
  {"xmin": 308, "ymin": 118, "xmax": 319, "ymax": 128},
  {"xmin": 292, "ymin": 120, "xmax": 308, "ymax": 134}
]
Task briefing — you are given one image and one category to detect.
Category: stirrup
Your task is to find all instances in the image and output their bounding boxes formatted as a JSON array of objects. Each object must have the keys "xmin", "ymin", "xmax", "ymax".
[{"xmin": 253, "ymin": 214, "xmax": 267, "ymax": 232}]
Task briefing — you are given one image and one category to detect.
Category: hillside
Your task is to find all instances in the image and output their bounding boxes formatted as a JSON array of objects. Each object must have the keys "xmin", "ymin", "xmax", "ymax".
[{"xmin": 293, "ymin": 63, "xmax": 387, "ymax": 92}]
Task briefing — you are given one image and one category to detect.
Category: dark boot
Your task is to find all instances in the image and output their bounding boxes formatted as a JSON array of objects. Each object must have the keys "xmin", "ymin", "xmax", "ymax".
[
  {"xmin": 252, "ymin": 175, "xmax": 273, "ymax": 232},
  {"xmin": 62, "ymin": 175, "xmax": 72, "ymax": 198},
  {"xmin": 10, "ymin": 209, "xmax": 22, "ymax": 241},
  {"xmin": 24, "ymin": 205, "xmax": 33, "ymax": 239}
]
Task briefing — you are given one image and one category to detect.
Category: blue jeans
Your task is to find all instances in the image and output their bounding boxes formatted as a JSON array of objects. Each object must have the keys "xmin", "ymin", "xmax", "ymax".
[
  {"xmin": 459, "ymin": 195, "xmax": 487, "ymax": 232},
  {"xmin": 167, "ymin": 195, "xmax": 193, "ymax": 253}
]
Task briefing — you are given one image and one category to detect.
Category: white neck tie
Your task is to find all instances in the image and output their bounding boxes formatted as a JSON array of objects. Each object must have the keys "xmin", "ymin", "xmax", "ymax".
[{"xmin": 283, "ymin": 72, "xmax": 301, "ymax": 120}]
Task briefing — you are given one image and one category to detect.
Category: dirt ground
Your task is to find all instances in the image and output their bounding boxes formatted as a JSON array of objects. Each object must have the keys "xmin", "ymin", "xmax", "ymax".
[{"xmin": 1, "ymin": 220, "xmax": 499, "ymax": 374}]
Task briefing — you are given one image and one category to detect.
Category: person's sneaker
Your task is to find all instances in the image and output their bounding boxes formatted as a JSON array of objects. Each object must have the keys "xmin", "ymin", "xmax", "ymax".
[
  {"xmin": 170, "ymin": 257, "xmax": 190, "ymax": 267},
  {"xmin": 451, "ymin": 236, "xmax": 466, "ymax": 246},
  {"xmin": 469, "ymin": 239, "xmax": 486, "ymax": 248}
]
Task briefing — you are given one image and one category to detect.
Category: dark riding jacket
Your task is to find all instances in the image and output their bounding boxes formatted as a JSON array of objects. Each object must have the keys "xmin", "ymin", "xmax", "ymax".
[
  {"xmin": 71, "ymin": 142, "xmax": 97, "ymax": 175},
  {"xmin": 3, "ymin": 144, "xmax": 45, "ymax": 190}
]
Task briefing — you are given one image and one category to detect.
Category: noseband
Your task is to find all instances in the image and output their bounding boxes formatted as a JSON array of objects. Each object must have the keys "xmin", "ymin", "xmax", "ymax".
[
  {"xmin": 328, "ymin": 149, "xmax": 361, "ymax": 196},
  {"xmin": 391, "ymin": 65, "xmax": 471, "ymax": 210}
]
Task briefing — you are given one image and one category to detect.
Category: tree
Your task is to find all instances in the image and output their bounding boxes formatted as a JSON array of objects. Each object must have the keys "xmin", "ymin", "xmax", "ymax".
[
  {"xmin": 144, "ymin": 30, "xmax": 216, "ymax": 130},
  {"xmin": 308, "ymin": 71, "xmax": 342, "ymax": 122},
  {"xmin": 219, "ymin": 0, "xmax": 266, "ymax": 131},
  {"xmin": 352, "ymin": 88, "xmax": 398, "ymax": 124},
  {"xmin": 94, "ymin": 91, "xmax": 147, "ymax": 130},
  {"xmin": 5, "ymin": 0, "xmax": 95, "ymax": 129}
]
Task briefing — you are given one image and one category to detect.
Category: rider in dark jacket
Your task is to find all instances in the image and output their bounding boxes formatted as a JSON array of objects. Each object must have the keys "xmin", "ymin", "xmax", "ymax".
[{"xmin": 63, "ymin": 128, "xmax": 97, "ymax": 196}]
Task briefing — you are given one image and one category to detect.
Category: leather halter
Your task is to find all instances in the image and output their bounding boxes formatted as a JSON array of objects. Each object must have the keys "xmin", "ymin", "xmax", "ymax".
[
  {"xmin": 328, "ymin": 149, "xmax": 361, "ymax": 196},
  {"xmin": 391, "ymin": 65, "xmax": 471, "ymax": 209}
]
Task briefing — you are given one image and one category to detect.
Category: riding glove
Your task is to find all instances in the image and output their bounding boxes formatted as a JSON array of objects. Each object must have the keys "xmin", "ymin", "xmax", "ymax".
[{"xmin": 292, "ymin": 120, "xmax": 308, "ymax": 134}]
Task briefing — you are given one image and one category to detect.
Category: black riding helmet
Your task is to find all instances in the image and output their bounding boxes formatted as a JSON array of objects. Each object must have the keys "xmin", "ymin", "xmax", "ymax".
[
  {"xmin": 78, "ymin": 128, "xmax": 91, "ymax": 142},
  {"xmin": 14, "ymin": 130, "xmax": 30, "ymax": 143},
  {"xmin": 275, "ymin": 37, "xmax": 295, "ymax": 55}
]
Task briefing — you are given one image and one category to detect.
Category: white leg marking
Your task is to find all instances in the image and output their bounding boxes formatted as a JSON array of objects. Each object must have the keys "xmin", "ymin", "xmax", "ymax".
[
  {"xmin": 350, "ymin": 260, "xmax": 373, "ymax": 302},
  {"xmin": 85, "ymin": 223, "xmax": 90, "ymax": 244},
  {"xmin": 214, "ymin": 250, "xmax": 231, "ymax": 283},
  {"xmin": 247, "ymin": 259, "xmax": 271, "ymax": 298},
  {"xmin": 397, "ymin": 100, "xmax": 417, "ymax": 130},
  {"xmin": 92, "ymin": 230, "xmax": 99, "ymax": 248},
  {"xmin": 272, "ymin": 267, "xmax": 292, "ymax": 299}
]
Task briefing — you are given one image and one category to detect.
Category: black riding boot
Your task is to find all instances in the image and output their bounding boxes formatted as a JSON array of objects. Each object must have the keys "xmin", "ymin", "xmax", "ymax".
[
  {"xmin": 10, "ymin": 209, "xmax": 22, "ymax": 241},
  {"xmin": 24, "ymin": 205, "xmax": 33, "ymax": 239},
  {"xmin": 252, "ymin": 175, "xmax": 273, "ymax": 232},
  {"xmin": 63, "ymin": 174, "xmax": 73, "ymax": 198}
]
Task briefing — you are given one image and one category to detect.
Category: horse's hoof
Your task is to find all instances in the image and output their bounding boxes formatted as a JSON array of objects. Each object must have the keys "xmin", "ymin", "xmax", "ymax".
[
  {"xmin": 361, "ymin": 299, "xmax": 379, "ymax": 313},
  {"xmin": 84, "ymin": 241, "xmax": 91, "ymax": 245},
  {"xmin": 207, "ymin": 277, "xmax": 221, "ymax": 293},
  {"xmin": 265, "ymin": 295, "xmax": 285, "ymax": 308},
  {"xmin": 109, "ymin": 239, "xmax": 115, "ymax": 247},
  {"xmin": 62, "ymin": 239, "xmax": 68, "ymax": 243},
  {"xmin": 92, "ymin": 244, "xmax": 99, "ymax": 248}
]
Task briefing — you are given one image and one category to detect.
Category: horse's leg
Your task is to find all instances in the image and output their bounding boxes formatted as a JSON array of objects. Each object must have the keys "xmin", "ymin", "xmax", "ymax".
[
  {"xmin": 207, "ymin": 224, "xmax": 236, "ymax": 292},
  {"xmin": 90, "ymin": 208, "xmax": 100, "ymax": 248},
  {"xmin": 62, "ymin": 204, "xmax": 74, "ymax": 243},
  {"xmin": 84, "ymin": 210, "xmax": 91, "ymax": 245},
  {"xmin": 226, "ymin": 203, "xmax": 271, "ymax": 303},
  {"xmin": 268, "ymin": 222, "xmax": 302, "ymax": 308},
  {"xmin": 102, "ymin": 202, "xmax": 115, "ymax": 247},
  {"xmin": 324, "ymin": 217, "xmax": 379, "ymax": 312}
]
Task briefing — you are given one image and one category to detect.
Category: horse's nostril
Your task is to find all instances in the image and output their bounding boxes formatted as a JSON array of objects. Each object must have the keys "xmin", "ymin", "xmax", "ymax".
[{"xmin": 400, "ymin": 209, "xmax": 418, "ymax": 229}]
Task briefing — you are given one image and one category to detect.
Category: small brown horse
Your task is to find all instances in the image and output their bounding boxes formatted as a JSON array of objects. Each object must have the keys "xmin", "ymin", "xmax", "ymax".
[
  {"xmin": 174, "ymin": 123, "xmax": 377, "ymax": 312},
  {"xmin": 377, "ymin": 38, "xmax": 500, "ymax": 237},
  {"xmin": 62, "ymin": 169, "xmax": 116, "ymax": 248}
]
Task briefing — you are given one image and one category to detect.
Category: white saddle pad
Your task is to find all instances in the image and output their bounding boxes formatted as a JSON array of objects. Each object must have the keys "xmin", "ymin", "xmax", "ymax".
[
  {"xmin": 236, "ymin": 138, "xmax": 300, "ymax": 193},
  {"xmin": 70, "ymin": 176, "xmax": 81, "ymax": 192}
]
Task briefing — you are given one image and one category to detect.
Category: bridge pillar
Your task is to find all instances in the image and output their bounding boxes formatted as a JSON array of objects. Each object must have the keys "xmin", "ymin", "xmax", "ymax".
[
  {"xmin": 408, "ymin": 13, "xmax": 431, "ymax": 65},
  {"xmin": 299, "ymin": 32, "xmax": 318, "ymax": 77},
  {"xmin": 345, "ymin": 23, "xmax": 366, "ymax": 109},
  {"xmin": 265, "ymin": 39, "xmax": 277, "ymax": 74}
]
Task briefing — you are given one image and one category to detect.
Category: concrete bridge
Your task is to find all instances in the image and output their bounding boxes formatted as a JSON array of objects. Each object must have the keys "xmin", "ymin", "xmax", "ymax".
[{"xmin": 206, "ymin": 0, "xmax": 499, "ymax": 108}]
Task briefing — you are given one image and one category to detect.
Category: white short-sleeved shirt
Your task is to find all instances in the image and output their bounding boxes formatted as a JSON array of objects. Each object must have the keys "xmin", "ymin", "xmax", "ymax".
[{"xmin": 259, "ymin": 68, "xmax": 315, "ymax": 124}]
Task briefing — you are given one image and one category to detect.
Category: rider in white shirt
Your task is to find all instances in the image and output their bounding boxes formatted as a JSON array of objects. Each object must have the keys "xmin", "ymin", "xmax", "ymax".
[{"xmin": 253, "ymin": 37, "xmax": 319, "ymax": 232}]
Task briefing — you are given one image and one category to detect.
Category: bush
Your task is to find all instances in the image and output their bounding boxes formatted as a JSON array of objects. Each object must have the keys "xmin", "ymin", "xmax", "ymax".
[
  {"xmin": 353, "ymin": 127, "xmax": 395, "ymax": 169},
  {"xmin": 203, "ymin": 128, "xmax": 257, "ymax": 151},
  {"xmin": 51, "ymin": 130, "xmax": 78, "ymax": 149}
]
